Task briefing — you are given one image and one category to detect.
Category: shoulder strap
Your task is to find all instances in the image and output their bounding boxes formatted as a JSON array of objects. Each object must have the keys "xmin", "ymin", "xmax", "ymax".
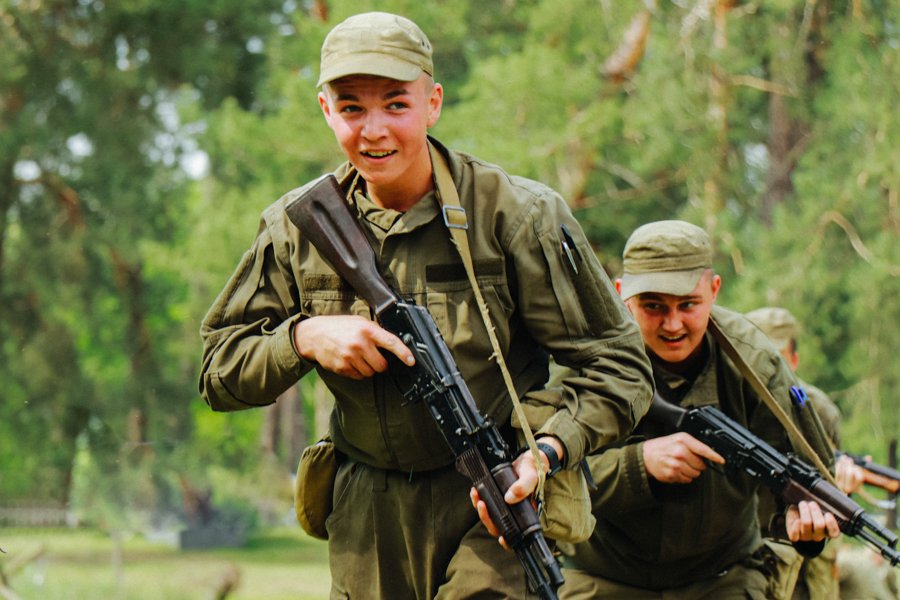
[
  {"xmin": 427, "ymin": 141, "xmax": 549, "ymax": 498},
  {"xmin": 708, "ymin": 316, "xmax": 837, "ymax": 486}
]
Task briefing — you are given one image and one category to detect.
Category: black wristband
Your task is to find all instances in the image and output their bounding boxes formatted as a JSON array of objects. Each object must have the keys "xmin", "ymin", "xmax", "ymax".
[{"xmin": 536, "ymin": 442, "xmax": 563, "ymax": 478}]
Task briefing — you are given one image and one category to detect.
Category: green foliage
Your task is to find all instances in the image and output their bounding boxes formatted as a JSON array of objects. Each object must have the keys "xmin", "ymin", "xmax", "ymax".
[
  {"xmin": 0, "ymin": 0, "xmax": 292, "ymax": 512},
  {"xmin": 718, "ymin": 8, "xmax": 900, "ymax": 455},
  {"xmin": 1, "ymin": 0, "xmax": 897, "ymax": 539}
]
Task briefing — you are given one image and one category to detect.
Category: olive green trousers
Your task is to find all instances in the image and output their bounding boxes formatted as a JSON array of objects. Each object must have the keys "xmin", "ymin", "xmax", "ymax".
[
  {"xmin": 560, "ymin": 562, "xmax": 769, "ymax": 599},
  {"xmin": 326, "ymin": 458, "xmax": 536, "ymax": 599}
]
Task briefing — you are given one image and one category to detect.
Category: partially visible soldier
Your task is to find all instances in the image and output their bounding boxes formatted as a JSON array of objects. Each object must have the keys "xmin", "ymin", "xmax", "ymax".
[
  {"xmin": 560, "ymin": 220, "xmax": 841, "ymax": 600},
  {"xmin": 837, "ymin": 544, "xmax": 899, "ymax": 600},
  {"xmin": 745, "ymin": 307, "xmax": 866, "ymax": 497},
  {"xmin": 746, "ymin": 309, "xmax": 838, "ymax": 446},
  {"xmin": 747, "ymin": 306, "xmax": 867, "ymax": 600}
]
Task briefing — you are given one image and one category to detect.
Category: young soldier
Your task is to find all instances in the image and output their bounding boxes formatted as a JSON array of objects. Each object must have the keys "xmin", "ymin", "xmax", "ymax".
[
  {"xmin": 560, "ymin": 220, "xmax": 840, "ymax": 599},
  {"xmin": 198, "ymin": 11, "xmax": 653, "ymax": 599},
  {"xmin": 747, "ymin": 306, "xmax": 866, "ymax": 600}
]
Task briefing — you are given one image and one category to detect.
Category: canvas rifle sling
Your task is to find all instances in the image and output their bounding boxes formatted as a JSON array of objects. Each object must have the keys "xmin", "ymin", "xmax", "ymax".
[
  {"xmin": 708, "ymin": 316, "xmax": 838, "ymax": 487},
  {"xmin": 426, "ymin": 141, "xmax": 548, "ymax": 501}
]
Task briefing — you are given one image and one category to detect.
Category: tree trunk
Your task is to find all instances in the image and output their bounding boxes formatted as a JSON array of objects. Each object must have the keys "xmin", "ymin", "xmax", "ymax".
[
  {"xmin": 761, "ymin": 90, "xmax": 799, "ymax": 224},
  {"xmin": 702, "ymin": 0, "xmax": 733, "ymax": 236},
  {"xmin": 110, "ymin": 250, "xmax": 157, "ymax": 452},
  {"xmin": 260, "ymin": 402, "xmax": 280, "ymax": 458},
  {"xmin": 261, "ymin": 384, "xmax": 306, "ymax": 468},
  {"xmin": 281, "ymin": 384, "xmax": 306, "ymax": 464},
  {"xmin": 760, "ymin": 2, "xmax": 829, "ymax": 224},
  {"xmin": 0, "ymin": 159, "xmax": 15, "ymax": 309},
  {"xmin": 314, "ymin": 377, "xmax": 333, "ymax": 442},
  {"xmin": 760, "ymin": 18, "xmax": 808, "ymax": 225}
]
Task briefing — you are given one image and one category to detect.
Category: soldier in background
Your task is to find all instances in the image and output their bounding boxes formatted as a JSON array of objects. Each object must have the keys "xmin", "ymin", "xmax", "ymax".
[
  {"xmin": 560, "ymin": 221, "xmax": 840, "ymax": 599},
  {"xmin": 836, "ymin": 545, "xmax": 899, "ymax": 600},
  {"xmin": 747, "ymin": 306, "xmax": 867, "ymax": 600}
]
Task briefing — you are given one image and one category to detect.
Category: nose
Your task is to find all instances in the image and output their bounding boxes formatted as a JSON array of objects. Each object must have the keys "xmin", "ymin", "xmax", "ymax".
[
  {"xmin": 361, "ymin": 111, "xmax": 387, "ymax": 141},
  {"xmin": 662, "ymin": 311, "xmax": 683, "ymax": 333}
]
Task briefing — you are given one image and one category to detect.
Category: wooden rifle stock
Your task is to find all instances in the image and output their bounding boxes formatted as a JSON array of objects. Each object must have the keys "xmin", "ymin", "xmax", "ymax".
[
  {"xmin": 836, "ymin": 451, "xmax": 900, "ymax": 494},
  {"xmin": 285, "ymin": 175, "xmax": 398, "ymax": 315}
]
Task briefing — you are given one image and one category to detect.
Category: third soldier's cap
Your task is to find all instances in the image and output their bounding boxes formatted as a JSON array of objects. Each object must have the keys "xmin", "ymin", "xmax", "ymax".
[
  {"xmin": 317, "ymin": 12, "xmax": 433, "ymax": 88},
  {"xmin": 745, "ymin": 307, "xmax": 798, "ymax": 351},
  {"xmin": 619, "ymin": 220, "xmax": 712, "ymax": 300}
]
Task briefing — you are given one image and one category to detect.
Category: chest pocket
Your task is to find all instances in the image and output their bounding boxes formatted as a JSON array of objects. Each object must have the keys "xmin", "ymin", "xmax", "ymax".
[
  {"xmin": 423, "ymin": 259, "xmax": 513, "ymax": 357},
  {"xmin": 301, "ymin": 273, "xmax": 371, "ymax": 319}
]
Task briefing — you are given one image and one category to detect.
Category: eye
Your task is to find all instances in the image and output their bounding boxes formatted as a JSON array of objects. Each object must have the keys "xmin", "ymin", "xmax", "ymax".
[
  {"xmin": 387, "ymin": 100, "xmax": 409, "ymax": 110},
  {"xmin": 338, "ymin": 104, "xmax": 362, "ymax": 114}
]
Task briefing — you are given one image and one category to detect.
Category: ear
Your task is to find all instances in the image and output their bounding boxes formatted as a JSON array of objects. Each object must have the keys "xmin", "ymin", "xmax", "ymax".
[
  {"xmin": 427, "ymin": 82, "xmax": 443, "ymax": 128},
  {"xmin": 787, "ymin": 351, "xmax": 800, "ymax": 372},
  {"xmin": 709, "ymin": 273, "xmax": 722, "ymax": 301},
  {"xmin": 318, "ymin": 91, "xmax": 334, "ymax": 126}
]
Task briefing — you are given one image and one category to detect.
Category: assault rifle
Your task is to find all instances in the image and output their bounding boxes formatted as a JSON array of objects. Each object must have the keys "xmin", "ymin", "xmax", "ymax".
[
  {"xmin": 646, "ymin": 393, "xmax": 900, "ymax": 567},
  {"xmin": 836, "ymin": 451, "xmax": 900, "ymax": 495},
  {"xmin": 285, "ymin": 175, "xmax": 564, "ymax": 599}
]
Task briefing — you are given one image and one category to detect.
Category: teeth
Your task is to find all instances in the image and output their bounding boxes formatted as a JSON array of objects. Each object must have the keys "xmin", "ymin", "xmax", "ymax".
[{"xmin": 365, "ymin": 150, "xmax": 393, "ymax": 157}]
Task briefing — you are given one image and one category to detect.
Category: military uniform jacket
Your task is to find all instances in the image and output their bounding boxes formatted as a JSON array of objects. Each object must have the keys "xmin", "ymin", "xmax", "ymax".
[
  {"xmin": 757, "ymin": 377, "xmax": 842, "ymax": 538},
  {"xmin": 567, "ymin": 306, "xmax": 834, "ymax": 589},
  {"xmin": 801, "ymin": 379, "xmax": 841, "ymax": 447},
  {"xmin": 198, "ymin": 138, "xmax": 652, "ymax": 472}
]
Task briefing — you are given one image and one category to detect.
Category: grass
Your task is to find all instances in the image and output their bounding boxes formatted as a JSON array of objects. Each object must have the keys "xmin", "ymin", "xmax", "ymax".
[{"xmin": 0, "ymin": 526, "xmax": 330, "ymax": 599}]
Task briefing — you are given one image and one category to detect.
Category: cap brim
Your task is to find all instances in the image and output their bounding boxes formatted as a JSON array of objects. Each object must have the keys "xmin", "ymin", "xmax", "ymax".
[
  {"xmin": 619, "ymin": 267, "xmax": 707, "ymax": 300},
  {"xmin": 317, "ymin": 54, "xmax": 424, "ymax": 87}
]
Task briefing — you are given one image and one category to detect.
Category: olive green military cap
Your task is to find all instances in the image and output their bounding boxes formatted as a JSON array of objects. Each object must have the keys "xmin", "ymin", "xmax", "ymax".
[
  {"xmin": 619, "ymin": 220, "xmax": 712, "ymax": 300},
  {"xmin": 745, "ymin": 306, "xmax": 798, "ymax": 351},
  {"xmin": 317, "ymin": 12, "xmax": 433, "ymax": 88}
]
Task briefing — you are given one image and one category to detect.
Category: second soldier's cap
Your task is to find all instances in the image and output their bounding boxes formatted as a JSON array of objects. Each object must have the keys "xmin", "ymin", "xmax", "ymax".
[
  {"xmin": 619, "ymin": 220, "xmax": 713, "ymax": 300},
  {"xmin": 317, "ymin": 12, "xmax": 433, "ymax": 88},
  {"xmin": 745, "ymin": 307, "xmax": 799, "ymax": 351}
]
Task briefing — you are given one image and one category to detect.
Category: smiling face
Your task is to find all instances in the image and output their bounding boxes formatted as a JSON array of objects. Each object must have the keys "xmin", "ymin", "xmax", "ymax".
[
  {"xmin": 619, "ymin": 270, "xmax": 721, "ymax": 366},
  {"xmin": 318, "ymin": 73, "xmax": 443, "ymax": 211}
]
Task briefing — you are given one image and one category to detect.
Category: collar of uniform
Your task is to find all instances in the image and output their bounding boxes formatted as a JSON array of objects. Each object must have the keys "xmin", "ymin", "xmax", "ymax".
[
  {"xmin": 396, "ymin": 189, "xmax": 440, "ymax": 232},
  {"xmin": 351, "ymin": 185, "xmax": 441, "ymax": 235},
  {"xmin": 650, "ymin": 334, "xmax": 719, "ymax": 409},
  {"xmin": 353, "ymin": 187, "xmax": 403, "ymax": 233},
  {"xmin": 336, "ymin": 138, "xmax": 452, "ymax": 236}
]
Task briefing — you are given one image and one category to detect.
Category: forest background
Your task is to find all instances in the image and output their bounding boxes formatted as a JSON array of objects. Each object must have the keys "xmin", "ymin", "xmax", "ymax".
[{"xmin": 1, "ymin": 0, "xmax": 898, "ymax": 574}]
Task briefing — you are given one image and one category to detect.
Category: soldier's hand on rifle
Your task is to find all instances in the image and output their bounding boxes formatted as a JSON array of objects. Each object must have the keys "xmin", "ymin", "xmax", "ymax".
[
  {"xmin": 292, "ymin": 315, "xmax": 415, "ymax": 379},
  {"xmin": 469, "ymin": 436, "xmax": 564, "ymax": 549},
  {"xmin": 785, "ymin": 500, "xmax": 841, "ymax": 542},
  {"xmin": 642, "ymin": 433, "xmax": 725, "ymax": 484},
  {"xmin": 835, "ymin": 454, "xmax": 866, "ymax": 495}
]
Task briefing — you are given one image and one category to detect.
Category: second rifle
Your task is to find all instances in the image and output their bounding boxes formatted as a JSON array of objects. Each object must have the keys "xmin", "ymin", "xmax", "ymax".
[{"xmin": 646, "ymin": 393, "xmax": 900, "ymax": 567}]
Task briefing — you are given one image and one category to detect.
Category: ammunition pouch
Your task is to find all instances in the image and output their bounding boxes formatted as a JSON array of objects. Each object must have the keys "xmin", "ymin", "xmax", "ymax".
[
  {"xmin": 512, "ymin": 394, "xmax": 596, "ymax": 544},
  {"xmin": 294, "ymin": 436, "xmax": 339, "ymax": 540}
]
